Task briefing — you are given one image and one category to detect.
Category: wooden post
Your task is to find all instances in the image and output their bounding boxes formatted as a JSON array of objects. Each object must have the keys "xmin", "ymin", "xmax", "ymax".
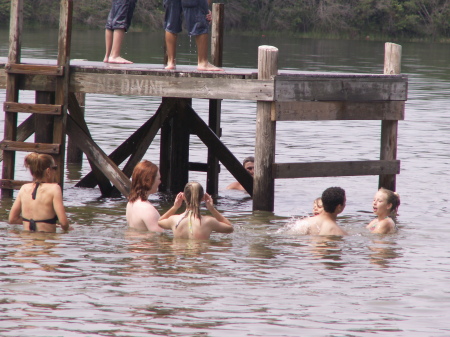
[
  {"xmin": 253, "ymin": 46, "xmax": 278, "ymax": 211},
  {"xmin": 67, "ymin": 92, "xmax": 84, "ymax": 163},
  {"xmin": 1, "ymin": 0, "xmax": 23, "ymax": 197},
  {"xmin": 35, "ymin": 91, "xmax": 55, "ymax": 144},
  {"xmin": 206, "ymin": 2, "xmax": 224, "ymax": 197},
  {"xmin": 379, "ymin": 42, "xmax": 401, "ymax": 191}
]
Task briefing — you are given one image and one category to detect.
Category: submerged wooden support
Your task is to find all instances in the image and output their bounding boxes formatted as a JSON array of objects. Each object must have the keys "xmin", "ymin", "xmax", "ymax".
[
  {"xmin": 206, "ymin": 2, "xmax": 224, "ymax": 197},
  {"xmin": 253, "ymin": 46, "xmax": 278, "ymax": 212},
  {"xmin": 67, "ymin": 92, "xmax": 84, "ymax": 163},
  {"xmin": 379, "ymin": 42, "xmax": 401, "ymax": 191}
]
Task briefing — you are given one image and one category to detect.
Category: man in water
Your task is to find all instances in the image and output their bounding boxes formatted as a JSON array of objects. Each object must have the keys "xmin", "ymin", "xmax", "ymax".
[
  {"xmin": 226, "ymin": 156, "xmax": 254, "ymax": 191},
  {"xmin": 304, "ymin": 186, "xmax": 347, "ymax": 236}
]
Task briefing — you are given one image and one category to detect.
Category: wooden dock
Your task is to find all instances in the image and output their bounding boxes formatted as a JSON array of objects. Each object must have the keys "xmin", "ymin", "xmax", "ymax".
[{"xmin": 0, "ymin": 0, "xmax": 407, "ymax": 212}]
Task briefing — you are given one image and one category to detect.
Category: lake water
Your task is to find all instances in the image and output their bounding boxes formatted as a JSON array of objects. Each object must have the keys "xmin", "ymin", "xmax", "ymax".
[{"xmin": 0, "ymin": 28, "xmax": 449, "ymax": 336}]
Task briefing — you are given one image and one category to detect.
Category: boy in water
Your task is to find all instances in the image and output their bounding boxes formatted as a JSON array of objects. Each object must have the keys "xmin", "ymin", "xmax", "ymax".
[
  {"xmin": 226, "ymin": 156, "xmax": 254, "ymax": 191},
  {"xmin": 305, "ymin": 187, "xmax": 347, "ymax": 236}
]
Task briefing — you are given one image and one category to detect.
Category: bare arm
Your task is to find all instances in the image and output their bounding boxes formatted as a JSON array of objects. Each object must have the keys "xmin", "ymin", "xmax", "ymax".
[
  {"xmin": 8, "ymin": 190, "xmax": 23, "ymax": 224},
  {"xmin": 53, "ymin": 185, "xmax": 69, "ymax": 231},
  {"xmin": 158, "ymin": 192, "xmax": 184, "ymax": 229},
  {"xmin": 204, "ymin": 193, "xmax": 233, "ymax": 233},
  {"xmin": 371, "ymin": 219, "xmax": 394, "ymax": 234}
]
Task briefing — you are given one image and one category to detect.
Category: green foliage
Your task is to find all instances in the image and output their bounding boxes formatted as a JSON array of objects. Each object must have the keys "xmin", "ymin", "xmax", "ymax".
[{"xmin": 0, "ymin": 0, "xmax": 448, "ymax": 39}]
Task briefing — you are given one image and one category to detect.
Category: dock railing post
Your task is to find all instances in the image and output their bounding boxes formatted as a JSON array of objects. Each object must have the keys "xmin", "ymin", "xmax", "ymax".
[
  {"xmin": 67, "ymin": 92, "xmax": 85, "ymax": 164},
  {"xmin": 206, "ymin": 3, "xmax": 224, "ymax": 197},
  {"xmin": 253, "ymin": 46, "xmax": 278, "ymax": 212},
  {"xmin": 379, "ymin": 42, "xmax": 401, "ymax": 191}
]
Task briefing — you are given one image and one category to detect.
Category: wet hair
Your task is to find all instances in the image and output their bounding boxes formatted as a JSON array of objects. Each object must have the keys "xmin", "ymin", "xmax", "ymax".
[
  {"xmin": 128, "ymin": 160, "xmax": 158, "ymax": 202},
  {"xmin": 242, "ymin": 156, "xmax": 254, "ymax": 166},
  {"xmin": 24, "ymin": 153, "xmax": 55, "ymax": 180},
  {"xmin": 379, "ymin": 187, "xmax": 401, "ymax": 216},
  {"xmin": 184, "ymin": 181, "xmax": 204, "ymax": 220},
  {"xmin": 321, "ymin": 187, "xmax": 346, "ymax": 213}
]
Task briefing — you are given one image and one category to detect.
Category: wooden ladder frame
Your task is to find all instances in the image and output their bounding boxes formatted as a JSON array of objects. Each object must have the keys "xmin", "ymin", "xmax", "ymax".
[{"xmin": 1, "ymin": 0, "xmax": 72, "ymax": 196}]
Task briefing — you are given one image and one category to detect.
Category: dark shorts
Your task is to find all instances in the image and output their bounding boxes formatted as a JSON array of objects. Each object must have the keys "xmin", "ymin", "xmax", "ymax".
[
  {"xmin": 105, "ymin": 0, "xmax": 137, "ymax": 32},
  {"xmin": 163, "ymin": 0, "xmax": 209, "ymax": 36}
]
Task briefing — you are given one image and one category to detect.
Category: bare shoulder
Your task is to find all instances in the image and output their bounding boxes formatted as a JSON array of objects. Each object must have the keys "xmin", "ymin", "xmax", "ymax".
[{"xmin": 374, "ymin": 218, "xmax": 396, "ymax": 234}]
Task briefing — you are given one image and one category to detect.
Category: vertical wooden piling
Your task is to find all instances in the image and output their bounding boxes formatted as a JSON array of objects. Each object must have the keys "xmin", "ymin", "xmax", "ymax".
[
  {"xmin": 1, "ymin": 0, "xmax": 23, "ymax": 197},
  {"xmin": 67, "ymin": 92, "xmax": 84, "ymax": 163},
  {"xmin": 207, "ymin": 3, "xmax": 224, "ymax": 197},
  {"xmin": 253, "ymin": 46, "xmax": 278, "ymax": 212},
  {"xmin": 379, "ymin": 42, "xmax": 401, "ymax": 191},
  {"xmin": 35, "ymin": 91, "xmax": 55, "ymax": 144}
]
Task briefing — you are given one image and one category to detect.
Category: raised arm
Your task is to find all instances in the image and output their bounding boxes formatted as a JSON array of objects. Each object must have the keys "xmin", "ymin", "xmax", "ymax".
[
  {"xmin": 204, "ymin": 193, "xmax": 233, "ymax": 233},
  {"xmin": 158, "ymin": 192, "xmax": 184, "ymax": 229}
]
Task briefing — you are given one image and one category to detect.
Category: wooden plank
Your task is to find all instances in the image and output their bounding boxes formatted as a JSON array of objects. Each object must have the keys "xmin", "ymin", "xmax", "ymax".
[
  {"xmin": 273, "ymin": 101, "xmax": 405, "ymax": 121},
  {"xmin": 73, "ymin": 72, "xmax": 274, "ymax": 100},
  {"xmin": 0, "ymin": 179, "xmax": 31, "ymax": 190},
  {"xmin": 189, "ymin": 162, "xmax": 209, "ymax": 172},
  {"xmin": 0, "ymin": 115, "xmax": 35, "ymax": 163},
  {"xmin": 3, "ymin": 101, "xmax": 62, "ymax": 115},
  {"xmin": 66, "ymin": 114, "xmax": 131, "ymax": 196},
  {"xmin": 274, "ymin": 74, "xmax": 408, "ymax": 102},
  {"xmin": 273, "ymin": 160, "xmax": 400, "ymax": 179},
  {"xmin": 0, "ymin": 140, "xmax": 60, "ymax": 154},
  {"xmin": 5, "ymin": 63, "xmax": 64, "ymax": 76}
]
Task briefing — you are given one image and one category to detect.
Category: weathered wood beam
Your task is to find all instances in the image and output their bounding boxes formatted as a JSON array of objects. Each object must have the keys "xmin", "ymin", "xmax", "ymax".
[
  {"xmin": 67, "ymin": 92, "xmax": 113, "ymax": 195},
  {"xmin": 66, "ymin": 114, "xmax": 130, "ymax": 196},
  {"xmin": 273, "ymin": 101, "xmax": 405, "ymax": 121},
  {"xmin": 0, "ymin": 140, "xmax": 60, "ymax": 154},
  {"xmin": 0, "ymin": 115, "xmax": 35, "ymax": 162},
  {"xmin": 187, "ymin": 105, "xmax": 253, "ymax": 196},
  {"xmin": 275, "ymin": 74, "xmax": 407, "ymax": 102},
  {"xmin": 273, "ymin": 160, "xmax": 400, "ymax": 179},
  {"xmin": 3, "ymin": 101, "xmax": 62, "ymax": 115},
  {"xmin": 0, "ymin": 179, "xmax": 31, "ymax": 190},
  {"xmin": 5, "ymin": 64, "xmax": 64, "ymax": 76}
]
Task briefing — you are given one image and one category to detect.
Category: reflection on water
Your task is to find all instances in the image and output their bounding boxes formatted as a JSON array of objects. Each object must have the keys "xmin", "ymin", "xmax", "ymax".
[{"xmin": 1, "ymin": 29, "xmax": 450, "ymax": 335}]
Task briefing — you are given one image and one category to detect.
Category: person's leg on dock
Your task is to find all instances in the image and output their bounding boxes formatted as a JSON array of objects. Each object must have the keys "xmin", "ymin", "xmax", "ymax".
[
  {"xmin": 104, "ymin": 0, "xmax": 136, "ymax": 64},
  {"xmin": 164, "ymin": 0, "xmax": 183, "ymax": 69},
  {"xmin": 165, "ymin": 31, "xmax": 178, "ymax": 70},
  {"xmin": 195, "ymin": 33, "xmax": 222, "ymax": 71}
]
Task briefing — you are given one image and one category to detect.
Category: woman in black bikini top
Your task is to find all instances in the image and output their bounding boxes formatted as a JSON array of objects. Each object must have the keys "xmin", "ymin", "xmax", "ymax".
[{"xmin": 8, "ymin": 153, "xmax": 69, "ymax": 233}]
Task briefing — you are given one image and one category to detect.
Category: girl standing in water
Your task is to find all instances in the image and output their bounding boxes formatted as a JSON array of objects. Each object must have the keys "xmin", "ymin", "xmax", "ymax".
[
  {"xmin": 367, "ymin": 187, "xmax": 400, "ymax": 234},
  {"xmin": 126, "ymin": 160, "xmax": 164, "ymax": 232},
  {"xmin": 8, "ymin": 153, "xmax": 69, "ymax": 232},
  {"xmin": 158, "ymin": 182, "xmax": 233, "ymax": 239}
]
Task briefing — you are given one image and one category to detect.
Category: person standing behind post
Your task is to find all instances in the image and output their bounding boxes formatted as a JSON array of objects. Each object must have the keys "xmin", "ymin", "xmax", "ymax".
[
  {"xmin": 164, "ymin": 0, "xmax": 223, "ymax": 71},
  {"xmin": 226, "ymin": 156, "xmax": 254, "ymax": 191},
  {"xmin": 104, "ymin": 0, "xmax": 137, "ymax": 64},
  {"xmin": 8, "ymin": 153, "xmax": 69, "ymax": 233}
]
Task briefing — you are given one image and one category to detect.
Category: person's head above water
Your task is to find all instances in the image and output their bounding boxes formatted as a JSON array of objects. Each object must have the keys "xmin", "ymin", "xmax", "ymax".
[
  {"xmin": 183, "ymin": 181, "xmax": 204, "ymax": 219},
  {"xmin": 129, "ymin": 160, "xmax": 160, "ymax": 202},
  {"xmin": 313, "ymin": 197, "xmax": 323, "ymax": 215},
  {"xmin": 24, "ymin": 153, "xmax": 57, "ymax": 182},
  {"xmin": 321, "ymin": 187, "xmax": 346, "ymax": 214},
  {"xmin": 242, "ymin": 156, "xmax": 254, "ymax": 176},
  {"xmin": 374, "ymin": 187, "xmax": 401, "ymax": 217}
]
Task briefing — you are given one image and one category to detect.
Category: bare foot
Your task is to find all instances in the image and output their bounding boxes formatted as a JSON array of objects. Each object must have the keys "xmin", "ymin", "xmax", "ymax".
[
  {"xmin": 108, "ymin": 56, "xmax": 133, "ymax": 64},
  {"xmin": 197, "ymin": 62, "xmax": 223, "ymax": 71},
  {"xmin": 103, "ymin": 57, "xmax": 109, "ymax": 63},
  {"xmin": 165, "ymin": 63, "xmax": 176, "ymax": 70}
]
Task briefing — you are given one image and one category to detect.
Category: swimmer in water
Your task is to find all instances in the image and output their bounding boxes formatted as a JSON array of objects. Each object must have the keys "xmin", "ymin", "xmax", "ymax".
[
  {"xmin": 313, "ymin": 197, "xmax": 324, "ymax": 216},
  {"xmin": 303, "ymin": 187, "xmax": 347, "ymax": 236},
  {"xmin": 366, "ymin": 187, "xmax": 400, "ymax": 234},
  {"xmin": 158, "ymin": 181, "xmax": 233, "ymax": 239}
]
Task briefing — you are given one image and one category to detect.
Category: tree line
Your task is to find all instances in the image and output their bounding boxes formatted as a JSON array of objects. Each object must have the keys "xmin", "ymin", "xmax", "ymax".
[{"xmin": 0, "ymin": 0, "xmax": 449, "ymax": 40}]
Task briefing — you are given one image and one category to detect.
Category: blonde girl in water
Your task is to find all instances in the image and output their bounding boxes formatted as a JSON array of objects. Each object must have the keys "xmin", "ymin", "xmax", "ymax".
[
  {"xmin": 8, "ymin": 153, "xmax": 69, "ymax": 232},
  {"xmin": 158, "ymin": 182, "xmax": 233, "ymax": 239},
  {"xmin": 367, "ymin": 187, "xmax": 400, "ymax": 234}
]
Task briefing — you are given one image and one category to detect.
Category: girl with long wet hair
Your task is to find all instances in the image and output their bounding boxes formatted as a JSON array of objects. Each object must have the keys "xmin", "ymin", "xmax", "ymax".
[
  {"xmin": 158, "ymin": 181, "xmax": 233, "ymax": 239},
  {"xmin": 8, "ymin": 153, "xmax": 69, "ymax": 232},
  {"xmin": 126, "ymin": 160, "xmax": 164, "ymax": 232},
  {"xmin": 366, "ymin": 187, "xmax": 400, "ymax": 234}
]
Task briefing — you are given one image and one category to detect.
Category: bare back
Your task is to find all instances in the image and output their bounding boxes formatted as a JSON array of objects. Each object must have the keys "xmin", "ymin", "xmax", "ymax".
[{"xmin": 306, "ymin": 213, "xmax": 347, "ymax": 236}]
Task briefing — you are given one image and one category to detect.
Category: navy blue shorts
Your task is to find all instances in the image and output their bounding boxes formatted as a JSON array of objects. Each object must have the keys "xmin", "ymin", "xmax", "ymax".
[
  {"xmin": 105, "ymin": 0, "xmax": 137, "ymax": 32},
  {"xmin": 164, "ymin": 0, "xmax": 209, "ymax": 36}
]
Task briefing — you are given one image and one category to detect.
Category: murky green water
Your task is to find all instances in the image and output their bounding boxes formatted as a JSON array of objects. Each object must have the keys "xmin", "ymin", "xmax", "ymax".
[{"xmin": 1, "ymin": 28, "xmax": 449, "ymax": 336}]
